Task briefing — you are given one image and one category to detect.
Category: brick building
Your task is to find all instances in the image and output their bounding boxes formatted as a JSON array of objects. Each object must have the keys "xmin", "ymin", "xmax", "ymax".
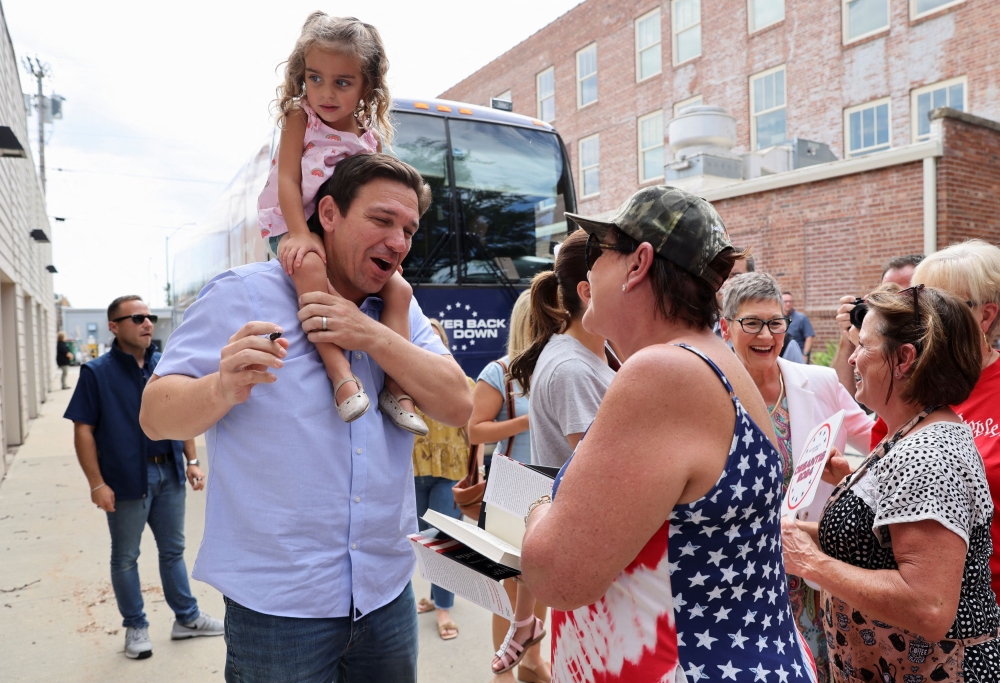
[
  {"xmin": 441, "ymin": 0, "xmax": 1000, "ymax": 347},
  {"xmin": 0, "ymin": 1, "xmax": 57, "ymax": 472}
]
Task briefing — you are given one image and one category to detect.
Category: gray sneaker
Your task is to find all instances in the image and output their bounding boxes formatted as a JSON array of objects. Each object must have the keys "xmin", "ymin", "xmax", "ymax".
[
  {"xmin": 124, "ymin": 626, "xmax": 153, "ymax": 659},
  {"xmin": 170, "ymin": 611, "xmax": 224, "ymax": 639}
]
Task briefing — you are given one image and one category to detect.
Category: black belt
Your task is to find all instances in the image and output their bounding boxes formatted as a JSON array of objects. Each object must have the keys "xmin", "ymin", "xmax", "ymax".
[{"xmin": 147, "ymin": 453, "xmax": 172, "ymax": 464}]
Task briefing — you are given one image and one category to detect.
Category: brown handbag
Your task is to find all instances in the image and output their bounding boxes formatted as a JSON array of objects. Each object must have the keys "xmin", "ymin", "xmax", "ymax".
[{"xmin": 452, "ymin": 360, "xmax": 516, "ymax": 519}]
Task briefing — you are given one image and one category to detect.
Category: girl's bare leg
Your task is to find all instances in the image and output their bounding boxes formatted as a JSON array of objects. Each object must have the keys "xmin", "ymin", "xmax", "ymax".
[
  {"xmin": 378, "ymin": 272, "xmax": 415, "ymax": 412},
  {"xmin": 492, "ymin": 580, "xmax": 547, "ymax": 674},
  {"xmin": 292, "ymin": 252, "xmax": 359, "ymax": 406}
]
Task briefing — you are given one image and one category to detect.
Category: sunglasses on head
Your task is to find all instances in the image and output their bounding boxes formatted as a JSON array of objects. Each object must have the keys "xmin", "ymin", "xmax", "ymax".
[
  {"xmin": 849, "ymin": 284, "xmax": 925, "ymax": 330},
  {"xmin": 584, "ymin": 232, "xmax": 635, "ymax": 271},
  {"xmin": 112, "ymin": 314, "xmax": 158, "ymax": 325}
]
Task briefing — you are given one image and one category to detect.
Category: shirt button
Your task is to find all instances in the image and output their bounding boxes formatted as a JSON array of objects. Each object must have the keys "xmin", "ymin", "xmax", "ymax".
[
  {"xmin": 355, "ymin": 352, "xmax": 362, "ymax": 359},
  {"xmin": 351, "ymin": 543, "xmax": 357, "ymax": 550},
  {"xmin": 354, "ymin": 496, "xmax": 361, "ymax": 503},
  {"xmin": 356, "ymin": 448, "xmax": 362, "ymax": 454}
]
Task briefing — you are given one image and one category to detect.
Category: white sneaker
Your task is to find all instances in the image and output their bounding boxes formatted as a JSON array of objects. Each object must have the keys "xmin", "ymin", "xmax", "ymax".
[
  {"xmin": 124, "ymin": 626, "xmax": 153, "ymax": 659},
  {"xmin": 170, "ymin": 611, "xmax": 224, "ymax": 639}
]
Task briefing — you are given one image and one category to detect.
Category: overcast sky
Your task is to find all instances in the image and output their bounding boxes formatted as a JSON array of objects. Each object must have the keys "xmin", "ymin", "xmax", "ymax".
[{"xmin": 7, "ymin": 0, "xmax": 582, "ymax": 309}]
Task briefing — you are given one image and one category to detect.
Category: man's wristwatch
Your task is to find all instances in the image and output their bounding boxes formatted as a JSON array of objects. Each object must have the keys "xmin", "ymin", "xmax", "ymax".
[{"xmin": 186, "ymin": 459, "xmax": 199, "ymax": 467}]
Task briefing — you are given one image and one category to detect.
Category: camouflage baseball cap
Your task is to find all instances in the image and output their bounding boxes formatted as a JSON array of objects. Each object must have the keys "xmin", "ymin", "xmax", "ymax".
[{"xmin": 566, "ymin": 185, "xmax": 733, "ymax": 290}]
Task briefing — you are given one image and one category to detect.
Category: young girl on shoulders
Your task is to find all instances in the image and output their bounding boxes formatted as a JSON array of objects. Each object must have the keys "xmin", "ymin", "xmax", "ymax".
[{"xmin": 258, "ymin": 12, "xmax": 426, "ymax": 434}]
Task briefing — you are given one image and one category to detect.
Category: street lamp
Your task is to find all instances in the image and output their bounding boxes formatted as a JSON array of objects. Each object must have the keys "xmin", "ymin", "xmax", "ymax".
[{"xmin": 165, "ymin": 222, "xmax": 195, "ymax": 306}]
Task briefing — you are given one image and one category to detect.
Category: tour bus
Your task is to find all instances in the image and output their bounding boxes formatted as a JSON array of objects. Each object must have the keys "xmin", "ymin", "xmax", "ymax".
[{"xmin": 171, "ymin": 98, "xmax": 577, "ymax": 376}]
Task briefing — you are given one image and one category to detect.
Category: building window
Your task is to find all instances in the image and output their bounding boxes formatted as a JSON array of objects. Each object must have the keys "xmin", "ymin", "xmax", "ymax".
[
  {"xmin": 673, "ymin": 95, "xmax": 703, "ymax": 116},
  {"xmin": 672, "ymin": 0, "xmax": 701, "ymax": 65},
  {"xmin": 635, "ymin": 9, "xmax": 662, "ymax": 82},
  {"xmin": 845, "ymin": 98, "xmax": 891, "ymax": 157},
  {"xmin": 911, "ymin": 76, "xmax": 965, "ymax": 142},
  {"xmin": 750, "ymin": 66, "xmax": 786, "ymax": 150},
  {"xmin": 536, "ymin": 68, "xmax": 555, "ymax": 122},
  {"xmin": 843, "ymin": 0, "xmax": 889, "ymax": 44},
  {"xmin": 911, "ymin": 0, "xmax": 965, "ymax": 19},
  {"xmin": 495, "ymin": 90, "xmax": 511, "ymax": 103},
  {"xmin": 579, "ymin": 135, "xmax": 600, "ymax": 197},
  {"xmin": 576, "ymin": 44, "xmax": 598, "ymax": 108},
  {"xmin": 638, "ymin": 111, "xmax": 665, "ymax": 183},
  {"xmin": 749, "ymin": 0, "xmax": 784, "ymax": 32}
]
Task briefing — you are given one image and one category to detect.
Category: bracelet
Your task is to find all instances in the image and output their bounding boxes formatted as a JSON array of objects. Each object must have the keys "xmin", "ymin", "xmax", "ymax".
[
  {"xmin": 186, "ymin": 459, "xmax": 199, "ymax": 467},
  {"xmin": 524, "ymin": 495, "xmax": 552, "ymax": 525},
  {"xmin": 91, "ymin": 483, "xmax": 106, "ymax": 493}
]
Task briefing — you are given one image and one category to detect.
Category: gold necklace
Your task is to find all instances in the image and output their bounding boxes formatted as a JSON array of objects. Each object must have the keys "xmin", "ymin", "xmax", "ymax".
[{"xmin": 768, "ymin": 373, "xmax": 785, "ymax": 419}]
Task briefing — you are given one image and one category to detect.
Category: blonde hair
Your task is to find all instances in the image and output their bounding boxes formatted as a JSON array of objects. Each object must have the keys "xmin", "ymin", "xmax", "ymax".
[
  {"xmin": 428, "ymin": 319, "xmax": 449, "ymax": 348},
  {"xmin": 57, "ymin": 330, "xmax": 67, "ymax": 341},
  {"xmin": 506, "ymin": 290, "xmax": 532, "ymax": 359},
  {"xmin": 912, "ymin": 239, "xmax": 1000, "ymax": 342},
  {"xmin": 274, "ymin": 13, "xmax": 393, "ymax": 145}
]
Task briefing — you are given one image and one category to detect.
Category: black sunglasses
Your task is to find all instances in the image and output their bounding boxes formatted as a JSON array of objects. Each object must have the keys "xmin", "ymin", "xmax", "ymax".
[
  {"xmin": 585, "ymin": 232, "xmax": 635, "ymax": 271},
  {"xmin": 112, "ymin": 314, "xmax": 158, "ymax": 325},
  {"xmin": 850, "ymin": 284, "xmax": 925, "ymax": 330}
]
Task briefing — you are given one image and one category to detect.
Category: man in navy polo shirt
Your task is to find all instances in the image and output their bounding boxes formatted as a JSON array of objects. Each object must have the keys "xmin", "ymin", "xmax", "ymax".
[{"xmin": 64, "ymin": 295, "xmax": 223, "ymax": 660}]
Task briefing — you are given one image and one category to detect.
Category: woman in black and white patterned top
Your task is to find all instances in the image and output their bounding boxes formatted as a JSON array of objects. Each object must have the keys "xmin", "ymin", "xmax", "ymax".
[{"xmin": 781, "ymin": 284, "xmax": 1000, "ymax": 683}]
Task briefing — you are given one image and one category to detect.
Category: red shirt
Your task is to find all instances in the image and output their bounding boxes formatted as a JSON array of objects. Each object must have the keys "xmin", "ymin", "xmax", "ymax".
[{"xmin": 954, "ymin": 360, "xmax": 1000, "ymax": 603}]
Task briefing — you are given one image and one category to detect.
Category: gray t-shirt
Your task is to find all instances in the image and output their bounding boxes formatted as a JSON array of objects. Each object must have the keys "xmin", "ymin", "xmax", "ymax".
[{"xmin": 528, "ymin": 334, "xmax": 616, "ymax": 468}]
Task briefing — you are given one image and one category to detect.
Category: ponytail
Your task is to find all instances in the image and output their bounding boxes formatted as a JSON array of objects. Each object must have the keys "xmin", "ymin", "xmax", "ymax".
[{"xmin": 509, "ymin": 271, "xmax": 567, "ymax": 394}]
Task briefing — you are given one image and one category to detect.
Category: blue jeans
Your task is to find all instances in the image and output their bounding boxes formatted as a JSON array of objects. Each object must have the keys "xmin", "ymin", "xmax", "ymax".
[
  {"xmin": 105, "ymin": 460, "xmax": 199, "ymax": 628},
  {"xmin": 223, "ymin": 583, "xmax": 418, "ymax": 683},
  {"xmin": 413, "ymin": 475, "xmax": 461, "ymax": 610}
]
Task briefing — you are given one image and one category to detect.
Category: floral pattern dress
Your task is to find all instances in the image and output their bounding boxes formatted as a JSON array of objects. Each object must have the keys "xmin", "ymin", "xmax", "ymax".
[{"xmin": 818, "ymin": 422, "xmax": 1000, "ymax": 682}]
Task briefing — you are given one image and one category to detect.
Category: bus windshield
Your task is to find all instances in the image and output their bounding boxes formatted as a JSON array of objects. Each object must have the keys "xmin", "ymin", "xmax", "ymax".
[{"xmin": 392, "ymin": 112, "xmax": 572, "ymax": 285}]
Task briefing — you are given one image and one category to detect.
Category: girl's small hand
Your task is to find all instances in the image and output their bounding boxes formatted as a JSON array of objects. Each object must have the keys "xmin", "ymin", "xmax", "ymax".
[{"xmin": 279, "ymin": 233, "xmax": 327, "ymax": 275}]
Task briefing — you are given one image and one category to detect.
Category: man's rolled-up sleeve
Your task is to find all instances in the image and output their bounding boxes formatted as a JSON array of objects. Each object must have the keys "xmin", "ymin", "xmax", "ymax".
[
  {"xmin": 408, "ymin": 299, "xmax": 449, "ymax": 356},
  {"xmin": 155, "ymin": 272, "xmax": 258, "ymax": 380}
]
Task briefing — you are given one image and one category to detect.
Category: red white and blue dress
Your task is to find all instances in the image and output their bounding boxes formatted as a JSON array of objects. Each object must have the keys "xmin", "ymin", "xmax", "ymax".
[{"xmin": 667, "ymin": 344, "xmax": 817, "ymax": 682}]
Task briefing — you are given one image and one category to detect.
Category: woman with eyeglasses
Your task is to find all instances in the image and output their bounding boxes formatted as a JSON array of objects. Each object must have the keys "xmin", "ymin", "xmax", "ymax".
[
  {"xmin": 782, "ymin": 284, "xmax": 1000, "ymax": 682},
  {"xmin": 719, "ymin": 271, "xmax": 873, "ymax": 682},
  {"xmin": 520, "ymin": 187, "xmax": 816, "ymax": 683}
]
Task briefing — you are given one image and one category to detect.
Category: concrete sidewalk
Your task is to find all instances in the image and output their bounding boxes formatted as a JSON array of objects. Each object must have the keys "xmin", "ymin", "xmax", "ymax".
[{"xmin": 0, "ymin": 368, "xmax": 538, "ymax": 682}]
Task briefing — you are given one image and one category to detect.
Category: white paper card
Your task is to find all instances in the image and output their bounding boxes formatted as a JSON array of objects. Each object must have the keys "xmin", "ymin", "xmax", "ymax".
[
  {"xmin": 410, "ymin": 535, "xmax": 514, "ymax": 619},
  {"xmin": 782, "ymin": 409, "xmax": 846, "ymax": 518},
  {"xmin": 483, "ymin": 455, "xmax": 554, "ymax": 518}
]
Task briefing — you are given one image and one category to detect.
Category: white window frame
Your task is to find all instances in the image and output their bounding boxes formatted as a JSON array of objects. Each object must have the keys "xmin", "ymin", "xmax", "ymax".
[
  {"xmin": 635, "ymin": 8, "xmax": 662, "ymax": 82},
  {"xmin": 536, "ymin": 68, "xmax": 555, "ymax": 122},
  {"xmin": 910, "ymin": 76, "xmax": 967, "ymax": 142},
  {"xmin": 638, "ymin": 111, "xmax": 665, "ymax": 184},
  {"xmin": 842, "ymin": 0, "xmax": 890, "ymax": 45},
  {"xmin": 579, "ymin": 134, "xmax": 600, "ymax": 198},
  {"xmin": 749, "ymin": 65, "xmax": 786, "ymax": 151},
  {"xmin": 671, "ymin": 0, "xmax": 701, "ymax": 66},
  {"xmin": 748, "ymin": 0, "xmax": 785, "ymax": 33},
  {"xmin": 673, "ymin": 94, "xmax": 703, "ymax": 116},
  {"xmin": 495, "ymin": 90, "xmax": 511, "ymax": 103},
  {"xmin": 844, "ymin": 97, "xmax": 892, "ymax": 158},
  {"xmin": 910, "ymin": 0, "xmax": 965, "ymax": 20},
  {"xmin": 576, "ymin": 43, "xmax": 598, "ymax": 109}
]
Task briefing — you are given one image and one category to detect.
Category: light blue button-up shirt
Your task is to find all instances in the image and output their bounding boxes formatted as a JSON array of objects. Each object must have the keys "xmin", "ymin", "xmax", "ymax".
[{"xmin": 154, "ymin": 260, "xmax": 448, "ymax": 619}]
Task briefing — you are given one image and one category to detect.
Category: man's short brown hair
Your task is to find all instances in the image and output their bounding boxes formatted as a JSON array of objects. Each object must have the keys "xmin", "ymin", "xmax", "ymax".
[
  {"xmin": 307, "ymin": 153, "xmax": 431, "ymax": 233},
  {"xmin": 108, "ymin": 295, "xmax": 143, "ymax": 321}
]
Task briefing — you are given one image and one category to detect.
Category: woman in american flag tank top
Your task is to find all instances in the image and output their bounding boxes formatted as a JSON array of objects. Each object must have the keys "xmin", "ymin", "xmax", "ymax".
[{"xmin": 519, "ymin": 186, "xmax": 817, "ymax": 683}]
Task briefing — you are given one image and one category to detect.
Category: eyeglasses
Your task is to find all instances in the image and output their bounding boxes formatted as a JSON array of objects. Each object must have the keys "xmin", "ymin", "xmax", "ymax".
[
  {"xmin": 585, "ymin": 232, "xmax": 635, "ymax": 271},
  {"xmin": 849, "ymin": 284, "xmax": 925, "ymax": 330},
  {"xmin": 728, "ymin": 316, "xmax": 790, "ymax": 335},
  {"xmin": 112, "ymin": 314, "xmax": 158, "ymax": 325}
]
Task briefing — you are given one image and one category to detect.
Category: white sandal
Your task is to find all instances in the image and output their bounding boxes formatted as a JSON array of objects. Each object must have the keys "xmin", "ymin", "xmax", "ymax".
[
  {"xmin": 378, "ymin": 388, "xmax": 429, "ymax": 436},
  {"xmin": 335, "ymin": 375, "xmax": 369, "ymax": 422},
  {"xmin": 492, "ymin": 615, "xmax": 546, "ymax": 675}
]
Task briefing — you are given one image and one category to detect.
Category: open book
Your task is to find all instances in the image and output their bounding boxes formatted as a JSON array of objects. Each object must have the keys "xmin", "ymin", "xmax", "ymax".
[{"xmin": 421, "ymin": 509, "xmax": 523, "ymax": 569}]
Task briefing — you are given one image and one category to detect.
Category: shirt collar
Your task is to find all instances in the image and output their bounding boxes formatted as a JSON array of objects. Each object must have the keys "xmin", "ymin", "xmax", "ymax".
[{"xmin": 110, "ymin": 338, "xmax": 157, "ymax": 366}]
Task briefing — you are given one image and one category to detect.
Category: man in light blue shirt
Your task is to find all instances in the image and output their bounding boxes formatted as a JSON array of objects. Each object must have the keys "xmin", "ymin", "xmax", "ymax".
[{"xmin": 140, "ymin": 154, "xmax": 473, "ymax": 683}]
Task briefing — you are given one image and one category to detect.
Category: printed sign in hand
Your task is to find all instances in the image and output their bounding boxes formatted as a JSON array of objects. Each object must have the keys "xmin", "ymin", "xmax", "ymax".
[{"xmin": 781, "ymin": 410, "xmax": 846, "ymax": 519}]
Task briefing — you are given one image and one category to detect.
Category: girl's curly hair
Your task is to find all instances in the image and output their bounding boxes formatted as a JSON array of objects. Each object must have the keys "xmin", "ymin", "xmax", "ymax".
[{"xmin": 273, "ymin": 13, "xmax": 393, "ymax": 145}]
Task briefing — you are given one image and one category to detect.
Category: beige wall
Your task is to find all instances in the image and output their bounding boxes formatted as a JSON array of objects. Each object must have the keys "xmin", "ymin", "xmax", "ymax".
[{"xmin": 0, "ymin": 3, "xmax": 57, "ymax": 469}]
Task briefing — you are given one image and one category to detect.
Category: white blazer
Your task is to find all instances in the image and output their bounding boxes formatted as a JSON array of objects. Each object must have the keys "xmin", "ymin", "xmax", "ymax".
[{"xmin": 777, "ymin": 357, "xmax": 874, "ymax": 523}]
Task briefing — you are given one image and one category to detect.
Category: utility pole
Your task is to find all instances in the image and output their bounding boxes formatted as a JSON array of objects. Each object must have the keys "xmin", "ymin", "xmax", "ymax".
[{"xmin": 22, "ymin": 56, "xmax": 50, "ymax": 195}]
